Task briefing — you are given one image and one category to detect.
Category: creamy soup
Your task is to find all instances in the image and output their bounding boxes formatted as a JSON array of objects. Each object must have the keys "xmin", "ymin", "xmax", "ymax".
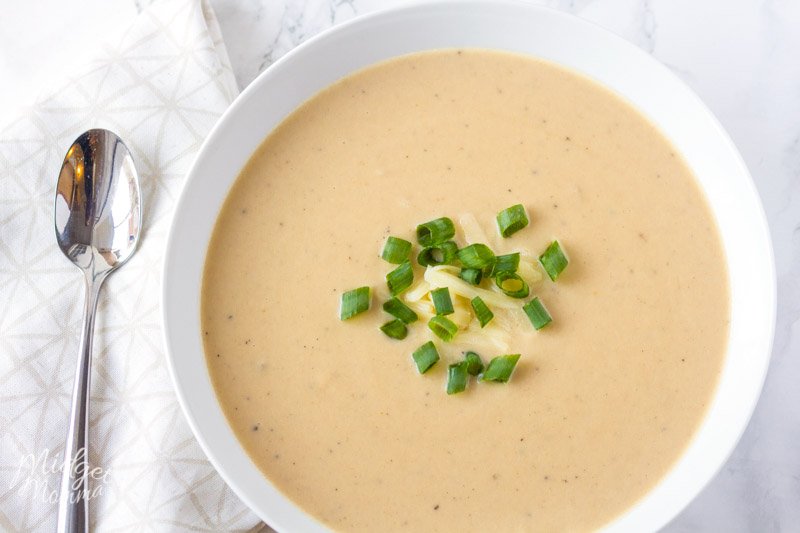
[{"xmin": 202, "ymin": 50, "xmax": 729, "ymax": 532}]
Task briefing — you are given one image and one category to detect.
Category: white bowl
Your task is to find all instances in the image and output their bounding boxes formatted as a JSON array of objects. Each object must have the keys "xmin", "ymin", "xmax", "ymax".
[{"xmin": 162, "ymin": 2, "xmax": 776, "ymax": 531}]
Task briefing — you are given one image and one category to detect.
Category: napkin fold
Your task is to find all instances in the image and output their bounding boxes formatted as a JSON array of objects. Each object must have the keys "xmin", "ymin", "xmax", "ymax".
[{"xmin": 0, "ymin": 0, "xmax": 262, "ymax": 530}]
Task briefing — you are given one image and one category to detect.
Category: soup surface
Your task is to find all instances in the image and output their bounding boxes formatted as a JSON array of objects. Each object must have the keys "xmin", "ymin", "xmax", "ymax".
[{"xmin": 202, "ymin": 50, "xmax": 729, "ymax": 532}]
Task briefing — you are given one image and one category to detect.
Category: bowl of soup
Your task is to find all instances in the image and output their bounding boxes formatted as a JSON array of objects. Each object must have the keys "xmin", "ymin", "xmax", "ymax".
[{"xmin": 162, "ymin": 2, "xmax": 775, "ymax": 531}]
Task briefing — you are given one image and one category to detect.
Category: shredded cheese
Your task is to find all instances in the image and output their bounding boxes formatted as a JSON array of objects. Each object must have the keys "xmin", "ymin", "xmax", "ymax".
[
  {"xmin": 424, "ymin": 266, "xmax": 519, "ymax": 309},
  {"xmin": 387, "ymin": 222, "xmax": 545, "ymax": 352},
  {"xmin": 517, "ymin": 256, "xmax": 544, "ymax": 285},
  {"xmin": 449, "ymin": 297, "xmax": 473, "ymax": 329},
  {"xmin": 459, "ymin": 213, "xmax": 490, "ymax": 245},
  {"xmin": 451, "ymin": 323, "xmax": 511, "ymax": 352},
  {"xmin": 404, "ymin": 298, "xmax": 436, "ymax": 320},
  {"xmin": 404, "ymin": 280, "xmax": 431, "ymax": 302}
]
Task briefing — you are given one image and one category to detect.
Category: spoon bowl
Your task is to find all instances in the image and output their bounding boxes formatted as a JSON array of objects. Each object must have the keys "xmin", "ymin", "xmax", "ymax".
[
  {"xmin": 54, "ymin": 128, "xmax": 141, "ymax": 533},
  {"xmin": 55, "ymin": 129, "xmax": 141, "ymax": 277}
]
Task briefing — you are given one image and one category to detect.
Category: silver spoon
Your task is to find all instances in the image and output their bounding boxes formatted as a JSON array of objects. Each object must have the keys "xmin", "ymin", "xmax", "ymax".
[{"xmin": 54, "ymin": 129, "xmax": 141, "ymax": 533}]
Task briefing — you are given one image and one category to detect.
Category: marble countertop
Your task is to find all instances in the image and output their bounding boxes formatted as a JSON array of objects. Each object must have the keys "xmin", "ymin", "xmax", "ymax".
[{"xmin": 2, "ymin": 0, "xmax": 797, "ymax": 530}]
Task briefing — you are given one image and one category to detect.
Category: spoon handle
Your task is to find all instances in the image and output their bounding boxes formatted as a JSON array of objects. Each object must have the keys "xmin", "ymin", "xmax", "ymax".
[{"xmin": 56, "ymin": 276, "xmax": 103, "ymax": 533}]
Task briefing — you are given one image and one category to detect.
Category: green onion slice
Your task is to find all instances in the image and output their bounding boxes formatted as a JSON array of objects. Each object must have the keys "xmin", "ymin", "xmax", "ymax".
[
  {"xmin": 464, "ymin": 351, "xmax": 484, "ymax": 376},
  {"xmin": 381, "ymin": 236, "xmax": 412, "ymax": 264},
  {"xmin": 457, "ymin": 243, "xmax": 496, "ymax": 270},
  {"xmin": 446, "ymin": 361, "xmax": 469, "ymax": 395},
  {"xmin": 459, "ymin": 268, "xmax": 483, "ymax": 286},
  {"xmin": 380, "ymin": 319, "xmax": 408, "ymax": 340},
  {"xmin": 470, "ymin": 296, "xmax": 494, "ymax": 328},
  {"xmin": 523, "ymin": 297, "xmax": 552, "ymax": 330},
  {"xmin": 412, "ymin": 341, "xmax": 440, "ymax": 374},
  {"xmin": 539, "ymin": 240, "xmax": 569, "ymax": 281},
  {"xmin": 339, "ymin": 286, "xmax": 370, "ymax": 320},
  {"xmin": 496, "ymin": 204, "xmax": 529, "ymax": 238},
  {"xmin": 487, "ymin": 252, "xmax": 520, "ymax": 277},
  {"xmin": 431, "ymin": 287, "xmax": 454, "ymax": 315},
  {"xmin": 417, "ymin": 241, "xmax": 458, "ymax": 267},
  {"xmin": 382, "ymin": 297, "xmax": 418, "ymax": 324},
  {"xmin": 386, "ymin": 261, "xmax": 414, "ymax": 296},
  {"xmin": 494, "ymin": 271, "xmax": 529, "ymax": 298},
  {"xmin": 428, "ymin": 315, "xmax": 458, "ymax": 342},
  {"xmin": 416, "ymin": 217, "xmax": 455, "ymax": 246},
  {"xmin": 481, "ymin": 354, "xmax": 521, "ymax": 383}
]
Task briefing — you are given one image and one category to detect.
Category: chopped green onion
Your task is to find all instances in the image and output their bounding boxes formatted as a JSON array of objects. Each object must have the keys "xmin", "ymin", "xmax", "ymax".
[
  {"xmin": 380, "ymin": 319, "xmax": 408, "ymax": 340},
  {"xmin": 417, "ymin": 241, "xmax": 458, "ymax": 267},
  {"xmin": 431, "ymin": 287, "xmax": 454, "ymax": 315},
  {"xmin": 487, "ymin": 252, "xmax": 520, "ymax": 277},
  {"xmin": 412, "ymin": 341, "xmax": 439, "ymax": 374},
  {"xmin": 496, "ymin": 204, "xmax": 529, "ymax": 238},
  {"xmin": 381, "ymin": 236, "xmax": 412, "ymax": 264},
  {"xmin": 382, "ymin": 297, "xmax": 418, "ymax": 324},
  {"xmin": 446, "ymin": 361, "xmax": 469, "ymax": 395},
  {"xmin": 386, "ymin": 261, "xmax": 414, "ymax": 296},
  {"xmin": 457, "ymin": 243, "xmax": 496, "ymax": 269},
  {"xmin": 481, "ymin": 354, "xmax": 521, "ymax": 383},
  {"xmin": 464, "ymin": 351, "xmax": 484, "ymax": 376},
  {"xmin": 495, "ymin": 271, "xmax": 529, "ymax": 298},
  {"xmin": 470, "ymin": 296, "xmax": 494, "ymax": 327},
  {"xmin": 459, "ymin": 268, "xmax": 483, "ymax": 286},
  {"xmin": 416, "ymin": 217, "xmax": 455, "ymax": 246},
  {"xmin": 539, "ymin": 240, "xmax": 569, "ymax": 281},
  {"xmin": 523, "ymin": 297, "xmax": 552, "ymax": 330},
  {"xmin": 339, "ymin": 287, "xmax": 370, "ymax": 320},
  {"xmin": 428, "ymin": 315, "xmax": 458, "ymax": 342}
]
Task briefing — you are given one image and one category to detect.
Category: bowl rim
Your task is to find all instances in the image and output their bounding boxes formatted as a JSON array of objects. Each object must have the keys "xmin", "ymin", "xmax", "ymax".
[{"xmin": 162, "ymin": 1, "xmax": 777, "ymax": 531}]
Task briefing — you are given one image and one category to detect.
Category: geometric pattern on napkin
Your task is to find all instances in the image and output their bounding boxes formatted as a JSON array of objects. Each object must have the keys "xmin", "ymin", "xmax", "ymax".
[{"xmin": 0, "ymin": 0, "xmax": 261, "ymax": 530}]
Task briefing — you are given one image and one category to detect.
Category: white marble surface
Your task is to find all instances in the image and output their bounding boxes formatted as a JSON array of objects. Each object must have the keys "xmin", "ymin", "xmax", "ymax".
[{"xmin": 2, "ymin": 0, "xmax": 797, "ymax": 530}]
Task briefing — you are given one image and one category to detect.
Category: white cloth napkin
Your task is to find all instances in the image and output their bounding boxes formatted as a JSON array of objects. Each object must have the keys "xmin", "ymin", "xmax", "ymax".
[{"xmin": 0, "ymin": 0, "xmax": 264, "ymax": 530}]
